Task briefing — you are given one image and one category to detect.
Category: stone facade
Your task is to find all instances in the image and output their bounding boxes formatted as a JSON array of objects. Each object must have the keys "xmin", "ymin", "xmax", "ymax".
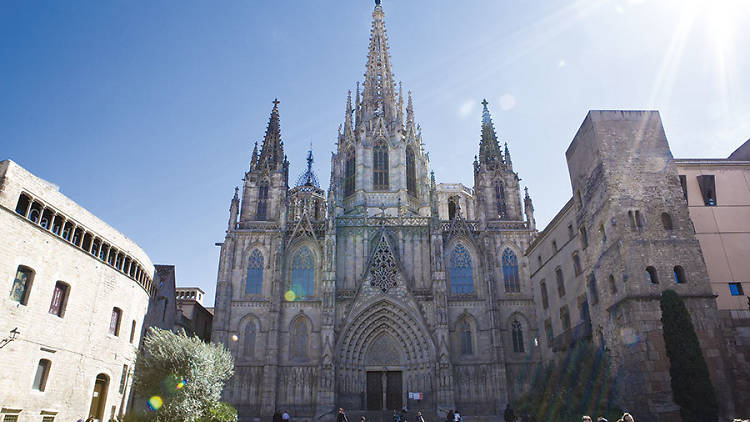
[
  {"xmin": 0, "ymin": 160, "xmax": 153, "ymax": 422},
  {"xmin": 211, "ymin": 4, "xmax": 539, "ymax": 420}
]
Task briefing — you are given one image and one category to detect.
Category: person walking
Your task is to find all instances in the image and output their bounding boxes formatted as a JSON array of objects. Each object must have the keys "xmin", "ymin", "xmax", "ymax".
[
  {"xmin": 415, "ymin": 411, "xmax": 425, "ymax": 422},
  {"xmin": 504, "ymin": 403, "xmax": 516, "ymax": 422},
  {"xmin": 337, "ymin": 408, "xmax": 349, "ymax": 422},
  {"xmin": 273, "ymin": 410, "xmax": 282, "ymax": 422},
  {"xmin": 454, "ymin": 409, "xmax": 462, "ymax": 422},
  {"xmin": 282, "ymin": 410, "xmax": 290, "ymax": 422},
  {"xmin": 446, "ymin": 410, "xmax": 455, "ymax": 422},
  {"xmin": 622, "ymin": 413, "xmax": 634, "ymax": 422}
]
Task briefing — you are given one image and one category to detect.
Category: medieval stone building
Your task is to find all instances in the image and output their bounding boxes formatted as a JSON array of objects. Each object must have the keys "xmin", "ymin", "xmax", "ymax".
[{"xmin": 211, "ymin": 2, "xmax": 539, "ymax": 419}]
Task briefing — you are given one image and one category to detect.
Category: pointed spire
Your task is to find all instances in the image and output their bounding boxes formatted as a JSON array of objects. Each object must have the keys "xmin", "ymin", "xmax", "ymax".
[
  {"xmin": 504, "ymin": 142, "xmax": 513, "ymax": 170},
  {"xmin": 295, "ymin": 147, "xmax": 320, "ymax": 188},
  {"xmin": 344, "ymin": 90, "xmax": 354, "ymax": 138},
  {"xmin": 398, "ymin": 82, "xmax": 404, "ymax": 128},
  {"xmin": 362, "ymin": 0, "xmax": 397, "ymax": 125},
  {"xmin": 256, "ymin": 99, "xmax": 285, "ymax": 171},
  {"xmin": 405, "ymin": 90, "xmax": 415, "ymax": 136},
  {"xmin": 228, "ymin": 187, "xmax": 239, "ymax": 232},
  {"xmin": 479, "ymin": 99, "xmax": 503, "ymax": 170},
  {"xmin": 250, "ymin": 142, "xmax": 258, "ymax": 169},
  {"xmin": 524, "ymin": 187, "xmax": 536, "ymax": 231}
]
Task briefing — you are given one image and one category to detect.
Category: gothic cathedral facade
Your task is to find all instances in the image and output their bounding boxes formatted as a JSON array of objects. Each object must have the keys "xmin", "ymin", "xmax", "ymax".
[{"xmin": 212, "ymin": 3, "xmax": 539, "ymax": 419}]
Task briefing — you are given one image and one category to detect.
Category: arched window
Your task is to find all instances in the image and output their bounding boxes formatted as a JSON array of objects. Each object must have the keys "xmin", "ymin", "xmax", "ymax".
[
  {"xmin": 15, "ymin": 193, "xmax": 31, "ymax": 216},
  {"xmin": 291, "ymin": 247, "xmax": 315, "ymax": 298},
  {"xmin": 495, "ymin": 181, "xmax": 506, "ymax": 218},
  {"xmin": 290, "ymin": 318, "xmax": 308, "ymax": 359},
  {"xmin": 512, "ymin": 319, "xmax": 525, "ymax": 353},
  {"xmin": 244, "ymin": 321, "xmax": 256, "ymax": 358},
  {"xmin": 256, "ymin": 180, "xmax": 269, "ymax": 221},
  {"xmin": 344, "ymin": 147, "xmax": 355, "ymax": 197},
  {"xmin": 661, "ymin": 212, "xmax": 673, "ymax": 230},
  {"xmin": 406, "ymin": 146, "xmax": 416, "ymax": 197},
  {"xmin": 502, "ymin": 248, "xmax": 520, "ymax": 293},
  {"xmin": 674, "ymin": 266, "xmax": 687, "ymax": 284},
  {"xmin": 48, "ymin": 281, "xmax": 70, "ymax": 317},
  {"xmin": 246, "ymin": 249, "xmax": 264, "ymax": 295},
  {"xmin": 373, "ymin": 139, "xmax": 389, "ymax": 190},
  {"xmin": 10, "ymin": 265, "xmax": 34, "ymax": 305},
  {"xmin": 460, "ymin": 320, "xmax": 473, "ymax": 355},
  {"xmin": 449, "ymin": 244, "xmax": 474, "ymax": 295},
  {"xmin": 646, "ymin": 266, "xmax": 659, "ymax": 284}
]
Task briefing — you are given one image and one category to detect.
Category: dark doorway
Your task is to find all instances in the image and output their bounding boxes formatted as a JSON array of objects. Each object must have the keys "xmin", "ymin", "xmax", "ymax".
[
  {"xmin": 366, "ymin": 372, "xmax": 383, "ymax": 410},
  {"xmin": 386, "ymin": 371, "xmax": 402, "ymax": 410},
  {"xmin": 367, "ymin": 371, "xmax": 402, "ymax": 410}
]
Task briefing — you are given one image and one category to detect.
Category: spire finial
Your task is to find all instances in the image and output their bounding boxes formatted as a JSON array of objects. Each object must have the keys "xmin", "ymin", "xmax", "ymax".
[
  {"xmin": 375, "ymin": 0, "xmax": 381, "ymax": 5},
  {"xmin": 481, "ymin": 98, "xmax": 489, "ymax": 110},
  {"xmin": 272, "ymin": 98, "xmax": 280, "ymax": 107}
]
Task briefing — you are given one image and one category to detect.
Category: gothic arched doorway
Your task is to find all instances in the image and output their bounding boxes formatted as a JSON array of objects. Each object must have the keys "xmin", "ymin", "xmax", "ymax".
[{"xmin": 336, "ymin": 299, "xmax": 437, "ymax": 411}]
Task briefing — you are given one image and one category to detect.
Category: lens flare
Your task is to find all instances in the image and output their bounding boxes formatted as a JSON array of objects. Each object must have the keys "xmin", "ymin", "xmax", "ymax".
[
  {"xmin": 147, "ymin": 396, "xmax": 163, "ymax": 411},
  {"xmin": 284, "ymin": 289, "xmax": 296, "ymax": 301},
  {"xmin": 176, "ymin": 379, "xmax": 188, "ymax": 390}
]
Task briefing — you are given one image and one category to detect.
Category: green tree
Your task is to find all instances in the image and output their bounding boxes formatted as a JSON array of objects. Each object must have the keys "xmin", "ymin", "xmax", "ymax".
[
  {"xmin": 514, "ymin": 343, "xmax": 620, "ymax": 422},
  {"xmin": 132, "ymin": 328, "xmax": 234, "ymax": 422},
  {"xmin": 660, "ymin": 289, "xmax": 718, "ymax": 422}
]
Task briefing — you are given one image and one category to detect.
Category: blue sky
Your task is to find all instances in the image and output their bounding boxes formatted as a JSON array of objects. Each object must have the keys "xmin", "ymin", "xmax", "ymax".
[{"xmin": 2, "ymin": 1, "xmax": 748, "ymax": 305}]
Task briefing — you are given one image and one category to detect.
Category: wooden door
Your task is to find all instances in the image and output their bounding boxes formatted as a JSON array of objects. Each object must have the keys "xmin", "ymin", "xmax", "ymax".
[
  {"xmin": 367, "ymin": 371, "xmax": 383, "ymax": 410},
  {"xmin": 386, "ymin": 371, "xmax": 402, "ymax": 410}
]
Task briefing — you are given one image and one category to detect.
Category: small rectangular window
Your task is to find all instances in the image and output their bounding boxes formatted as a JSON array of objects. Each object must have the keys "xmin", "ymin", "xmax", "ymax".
[
  {"xmin": 696, "ymin": 175, "xmax": 717, "ymax": 206},
  {"xmin": 110, "ymin": 308, "xmax": 122, "ymax": 336},
  {"xmin": 729, "ymin": 282, "xmax": 744, "ymax": 296},
  {"xmin": 3, "ymin": 415, "xmax": 19, "ymax": 422},
  {"xmin": 42, "ymin": 417, "xmax": 55, "ymax": 422},
  {"xmin": 544, "ymin": 318, "xmax": 553, "ymax": 346},
  {"xmin": 552, "ymin": 240, "xmax": 558, "ymax": 252},
  {"xmin": 10, "ymin": 266, "xmax": 34, "ymax": 305},
  {"xmin": 580, "ymin": 226, "xmax": 588, "ymax": 248},
  {"xmin": 588, "ymin": 274, "xmax": 599, "ymax": 305},
  {"xmin": 540, "ymin": 281, "xmax": 549, "ymax": 310},
  {"xmin": 567, "ymin": 224, "xmax": 574, "ymax": 240},
  {"xmin": 48, "ymin": 282, "xmax": 69, "ymax": 317},
  {"xmin": 560, "ymin": 306, "xmax": 571, "ymax": 331},
  {"xmin": 33, "ymin": 359, "xmax": 51, "ymax": 391}
]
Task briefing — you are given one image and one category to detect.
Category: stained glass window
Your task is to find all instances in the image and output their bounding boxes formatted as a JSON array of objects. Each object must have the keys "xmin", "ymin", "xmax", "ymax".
[
  {"xmin": 246, "ymin": 249, "xmax": 264, "ymax": 295},
  {"xmin": 502, "ymin": 248, "xmax": 520, "ymax": 292},
  {"xmin": 406, "ymin": 146, "xmax": 416, "ymax": 197},
  {"xmin": 344, "ymin": 148, "xmax": 355, "ymax": 197},
  {"xmin": 449, "ymin": 244, "xmax": 474, "ymax": 295},
  {"xmin": 373, "ymin": 139, "xmax": 389, "ymax": 190},
  {"xmin": 291, "ymin": 247, "xmax": 314, "ymax": 298},
  {"xmin": 512, "ymin": 320, "xmax": 524, "ymax": 353}
]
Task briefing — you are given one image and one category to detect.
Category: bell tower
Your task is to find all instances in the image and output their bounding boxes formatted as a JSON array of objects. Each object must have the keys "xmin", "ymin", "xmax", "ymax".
[{"xmin": 238, "ymin": 99, "xmax": 289, "ymax": 228}]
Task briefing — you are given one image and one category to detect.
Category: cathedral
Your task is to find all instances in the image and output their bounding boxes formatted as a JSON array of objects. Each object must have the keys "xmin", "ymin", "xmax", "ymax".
[{"xmin": 211, "ymin": 1, "xmax": 539, "ymax": 419}]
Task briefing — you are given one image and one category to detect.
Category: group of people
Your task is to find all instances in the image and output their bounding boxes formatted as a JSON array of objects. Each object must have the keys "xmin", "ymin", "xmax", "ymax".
[
  {"xmin": 582, "ymin": 413, "xmax": 635, "ymax": 422},
  {"xmin": 271, "ymin": 409, "xmax": 291, "ymax": 422}
]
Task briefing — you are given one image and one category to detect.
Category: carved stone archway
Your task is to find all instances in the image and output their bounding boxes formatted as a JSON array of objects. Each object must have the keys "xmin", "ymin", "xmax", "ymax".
[{"xmin": 335, "ymin": 299, "xmax": 437, "ymax": 411}]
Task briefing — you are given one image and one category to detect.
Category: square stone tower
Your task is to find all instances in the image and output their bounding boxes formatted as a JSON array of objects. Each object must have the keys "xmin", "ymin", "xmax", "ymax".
[{"xmin": 565, "ymin": 111, "xmax": 733, "ymax": 420}]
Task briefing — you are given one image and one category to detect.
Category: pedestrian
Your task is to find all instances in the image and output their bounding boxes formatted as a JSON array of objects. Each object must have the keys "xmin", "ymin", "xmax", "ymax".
[
  {"xmin": 393, "ymin": 410, "xmax": 400, "ymax": 422},
  {"xmin": 273, "ymin": 409, "xmax": 282, "ymax": 422},
  {"xmin": 582, "ymin": 417, "xmax": 592, "ymax": 422},
  {"xmin": 622, "ymin": 413, "xmax": 634, "ymax": 422},
  {"xmin": 504, "ymin": 403, "xmax": 516, "ymax": 422},
  {"xmin": 416, "ymin": 411, "xmax": 425, "ymax": 422},
  {"xmin": 360, "ymin": 417, "xmax": 366, "ymax": 422},
  {"xmin": 446, "ymin": 409, "xmax": 455, "ymax": 422},
  {"xmin": 282, "ymin": 409, "xmax": 290, "ymax": 422},
  {"xmin": 337, "ymin": 408, "xmax": 349, "ymax": 422},
  {"xmin": 454, "ymin": 409, "xmax": 461, "ymax": 422}
]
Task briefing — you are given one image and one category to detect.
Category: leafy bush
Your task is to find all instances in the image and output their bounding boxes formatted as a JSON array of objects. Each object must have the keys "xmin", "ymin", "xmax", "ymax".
[
  {"xmin": 132, "ymin": 328, "xmax": 234, "ymax": 422},
  {"xmin": 514, "ymin": 343, "xmax": 621, "ymax": 422},
  {"xmin": 201, "ymin": 401, "xmax": 238, "ymax": 422}
]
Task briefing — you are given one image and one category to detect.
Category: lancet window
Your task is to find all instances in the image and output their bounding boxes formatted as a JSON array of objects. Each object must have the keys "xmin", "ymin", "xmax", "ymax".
[
  {"xmin": 373, "ymin": 139, "xmax": 389, "ymax": 190},
  {"xmin": 406, "ymin": 146, "xmax": 416, "ymax": 197},
  {"xmin": 344, "ymin": 147, "xmax": 355, "ymax": 197},
  {"xmin": 502, "ymin": 248, "xmax": 520, "ymax": 292},
  {"xmin": 246, "ymin": 249, "xmax": 263, "ymax": 295},
  {"xmin": 290, "ymin": 247, "xmax": 314, "ymax": 298},
  {"xmin": 495, "ymin": 181, "xmax": 506, "ymax": 218},
  {"xmin": 512, "ymin": 319, "xmax": 525, "ymax": 353},
  {"xmin": 256, "ymin": 181, "xmax": 269, "ymax": 221},
  {"xmin": 449, "ymin": 244, "xmax": 474, "ymax": 295}
]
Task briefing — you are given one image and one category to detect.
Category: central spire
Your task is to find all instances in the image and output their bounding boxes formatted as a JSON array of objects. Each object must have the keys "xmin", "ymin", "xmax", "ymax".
[{"xmin": 361, "ymin": 0, "xmax": 398, "ymax": 126}]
